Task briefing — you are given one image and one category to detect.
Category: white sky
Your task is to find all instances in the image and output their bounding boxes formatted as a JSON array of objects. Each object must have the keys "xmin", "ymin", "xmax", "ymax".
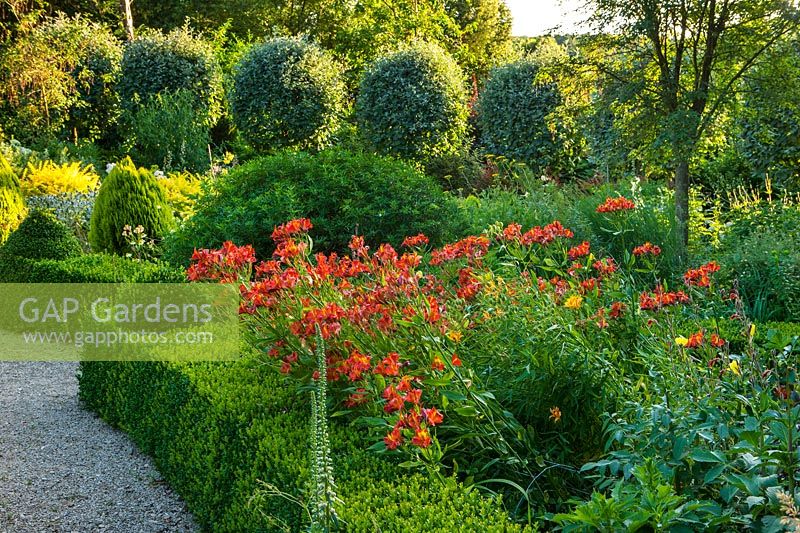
[{"xmin": 507, "ymin": 0, "xmax": 589, "ymax": 36}]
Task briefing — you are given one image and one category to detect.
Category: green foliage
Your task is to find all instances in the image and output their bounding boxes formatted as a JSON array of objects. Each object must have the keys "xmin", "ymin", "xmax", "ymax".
[
  {"xmin": 76, "ymin": 355, "xmax": 528, "ymax": 531},
  {"xmin": 164, "ymin": 148, "xmax": 462, "ymax": 265},
  {"xmin": 356, "ymin": 43, "xmax": 469, "ymax": 163},
  {"xmin": 0, "ymin": 14, "xmax": 121, "ymax": 143},
  {"xmin": 0, "ymin": 253, "xmax": 183, "ymax": 283},
  {"xmin": 737, "ymin": 40, "xmax": 800, "ymax": 192},
  {"xmin": 231, "ymin": 37, "xmax": 346, "ymax": 152},
  {"xmin": 2, "ymin": 209, "xmax": 82, "ymax": 261},
  {"xmin": 476, "ymin": 58, "xmax": 563, "ymax": 174},
  {"xmin": 126, "ymin": 90, "xmax": 211, "ymax": 172},
  {"xmin": 0, "ymin": 155, "xmax": 26, "ymax": 243},
  {"xmin": 89, "ymin": 157, "xmax": 174, "ymax": 255},
  {"xmin": 117, "ymin": 26, "xmax": 223, "ymax": 126}
]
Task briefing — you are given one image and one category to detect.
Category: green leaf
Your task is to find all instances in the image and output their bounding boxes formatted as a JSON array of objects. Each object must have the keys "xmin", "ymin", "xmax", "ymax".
[
  {"xmin": 704, "ymin": 464, "xmax": 726, "ymax": 484},
  {"xmin": 690, "ymin": 449, "xmax": 725, "ymax": 463}
]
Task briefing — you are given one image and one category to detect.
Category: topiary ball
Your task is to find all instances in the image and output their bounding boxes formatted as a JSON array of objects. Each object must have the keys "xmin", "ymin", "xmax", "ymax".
[
  {"xmin": 0, "ymin": 155, "xmax": 26, "ymax": 243},
  {"xmin": 89, "ymin": 157, "xmax": 174, "ymax": 255},
  {"xmin": 117, "ymin": 26, "xmax": 222, "ymax": 125},
  {"xmin": 356, "ymin": 42, "xmax": 469, "ymax": 163},
  {"xmin": 476, "ymin": 58, "xmax": 562, "ymax": 169},
  {"xmin": 231, "ymin": 37, "xmax": 346, "ymax": 152},
  {"xmin": 2, "ymin": 209, "xmax": 82, "ymax": 260}
]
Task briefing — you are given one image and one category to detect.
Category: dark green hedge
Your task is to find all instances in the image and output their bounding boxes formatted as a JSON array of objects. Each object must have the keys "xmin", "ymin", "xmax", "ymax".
[
  {"xmin": 0, "ymin": 253, "xmax": 183, "ymax": 283},
  {"xmin": 78, "ymin": 355, "xmax": 529, "ymax": 531}
]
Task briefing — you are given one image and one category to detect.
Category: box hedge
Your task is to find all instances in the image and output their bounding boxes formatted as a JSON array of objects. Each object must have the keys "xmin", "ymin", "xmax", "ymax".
[{"xmin": 78, "ymin": 355, "xmax": 530, "ymax": 531}]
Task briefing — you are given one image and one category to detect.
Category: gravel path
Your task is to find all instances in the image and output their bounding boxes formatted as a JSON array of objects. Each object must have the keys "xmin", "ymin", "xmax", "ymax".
[{"xmin": 0, "ymin": 362, "xmax": 197, "ymax": 533}]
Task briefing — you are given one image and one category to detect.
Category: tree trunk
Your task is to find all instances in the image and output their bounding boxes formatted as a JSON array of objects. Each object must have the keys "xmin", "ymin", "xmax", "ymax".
[
  {"xmin": 674, "ymin": 159, "xmax": 690, "ymax": 263},
  {"xmin": 120, "ymin": 0, "xmax": 134, "ymax": 41}
]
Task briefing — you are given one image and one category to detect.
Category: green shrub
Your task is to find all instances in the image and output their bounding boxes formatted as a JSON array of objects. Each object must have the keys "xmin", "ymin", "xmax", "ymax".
[
  {"xmin": 476, "ymin": 58, "xmax": 562, "ymax": 172},
  {"xmin": 0, "ymin": 15, "xmax": 121, "ymax": 143},
  {"xmin": 127, "ymin": 90, "xmax": 211, "ymax": 172},
  {"xmin": 2, "ymin": 209, "xmax": 82, "ymax": 261},
  {"xmin": 0, "ymin": 155, "xmax": 26, "ymax": 243},
  {"xmin": 231, "ymin": 37, "xmax": 345, "ymax": 152},
  {"xmin": 117, "ymin": 26, "xmax": 222, "ymax": 125},
  {"xmin": 356, "ymin": 43, "xmax": 469, "ymax": 162},
  {"xmin": 164, "ymin": 148, "xmax": 463, "ymax": 265},
  {"xmin": 0, "ymin": 253, "xmax": 182, "ymax": 283},
  {"xmin": 77, "ymin": 356, "xmax": 529, "ymax": 531},
  {"xmin": 89, "ymin": 157, "xmax": 174, "ymax": 255}
]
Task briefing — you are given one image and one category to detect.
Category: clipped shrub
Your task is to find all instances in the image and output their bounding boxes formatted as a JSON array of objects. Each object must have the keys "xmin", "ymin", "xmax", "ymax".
[
  {"xmin": 356, "ymin": 43, "xmax": 469, "ymax": 162},
  {"xmin": 477, "ymin": 58, "xmax": 562, "ymax": 171},
  {"xmin": 0, "ymin": 15, "xmax": 121, "ymax": 143},
  {"xmin": 231, "ymin": 37, "xmax": 345, "ymax": 152},
  {"xmin": 89, "ymin": 157, "xmax": 174, "ymax": 255},
  {"xmin": 26, "ymin": 191, "xmax": 95, "ymax": 249},
  {"xmin": 21, "ymin": 160, "xmax": 99, "ymax": 197},
  {"xmin": 117, "ymin": 26, "xmax": 222, "ymax": 125},
  {"xmin": 127, "ymin": 90, "xmax": 211, "ymax": 172},
  {"xmin": 163, "ymin": 148, "xmax": 463, "ymax": 265},
  {"xmin": 0, "ymin": 155, "xmax": 26, "ymax": 242},
  {"xmin": 0, "ymin": 253, "xmax": 182, "ymax": 283},
  {"xmin": 77, "ymin": 356, "xmax": 528, "ymax": 531},
  {"xmin": 2, "ymin": 209, "xmax": 82, "ymax": 261}
]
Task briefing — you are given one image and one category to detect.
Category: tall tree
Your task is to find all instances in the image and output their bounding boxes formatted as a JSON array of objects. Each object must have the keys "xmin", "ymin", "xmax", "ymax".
[
  {"xmin": 119, "ymin": 0, "xmax": 132, "ymax": 40},
  {"xmin": 586, "ymin": 0, "xmax": 800, "ymax": 258}
]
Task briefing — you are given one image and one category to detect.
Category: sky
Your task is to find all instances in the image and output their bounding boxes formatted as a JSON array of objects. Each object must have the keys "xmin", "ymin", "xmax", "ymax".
[{"xmin": 506, "ymin": 0, "xmax": 589, "ymax": 36}]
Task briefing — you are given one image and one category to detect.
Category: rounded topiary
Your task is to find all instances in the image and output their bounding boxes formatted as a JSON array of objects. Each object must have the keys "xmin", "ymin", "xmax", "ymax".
[
  {"xmin": 476, "ymin": 59, "xmax": 562, "ymax": 169},
  {"xmin": 89, "ymin": 157, "xmax": 174, "ymax": 255},
  {"xmin": 163, "ymin": 148, "xmax": 463, "ymax": 265},
  {"xmin": 356, "ymin": 43, "xmax": 469, "ymax": 162},
  {"xmin": 117, "ymin": 26, "xmax": 222, "ymax": 125},
  {"xmin": 2, "ymin": 209, "xmax": 82, "ymax": 260},
  {"xmin": 231, "ymin": 37, "xmax": 346, "ymax": 152},
  {"xmin": 0, "ymin": 155, "xmax": 26, "ymax": 243}
]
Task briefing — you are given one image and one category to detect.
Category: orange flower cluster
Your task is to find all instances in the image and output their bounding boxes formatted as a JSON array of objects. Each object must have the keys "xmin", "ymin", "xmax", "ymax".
[
  {"xmin": 187, "ymin": 241, "xmax": 256, "ymax": 283},
  {"xmin": 684, "ymin": 261, "xmax": 721, "ymax": 287},
  {"xmin": 639, "ymin": 286, "xmax": 690, "ymax": 311},
  {"xmin": 430, "ymin": 235, "xmax": 490, "ymax": 265},
  {"xmin": 596, "ymin": 196, "xmax": 636, "ymax": 213},
  {"xmin": 402, "ymin": 233, "xmax": 430, "ymax": 248},
  {"xmin": 568, "ymin": 241, "xmax": 590, "ymax": 260},
  {"xmin": 633, "ymin": 242, "xmax": 661, "ymax": 256}
]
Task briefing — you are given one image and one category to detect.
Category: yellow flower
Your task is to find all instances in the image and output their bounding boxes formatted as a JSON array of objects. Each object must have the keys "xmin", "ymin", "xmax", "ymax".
[
  {"xmin": 564, "ymin": 295, "xmax": 583, "ymax": 309},
  {"xmin": 749, "ymin": 324, "xmax": 756, "ymax": 338},
  {"xmin": 674, "ymin": 336, "xmax": 689, "ymax": 347},
  {"xmin": 729, "ymin": 360, "xmax": 742, "ymax": 376},
  {"xmin": 447, "ymin": 330, "xmax": 463, "ymax": 343},
  {"xmin": 549, "ymin": 406, "xmax": 562, "ymax": 423}
]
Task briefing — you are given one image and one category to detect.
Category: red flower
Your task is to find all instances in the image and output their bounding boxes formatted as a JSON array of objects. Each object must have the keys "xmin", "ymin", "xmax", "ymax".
[
  {"xmin": 686, "ymin": 331, "xmax": 704, "ymax": 348},
  {"xmin": 431, "ymin": 356, "xmax": 445, "ymax": 372},
  {"xmin": 500, "ymin": 223, "xmax": 522, "ymax": 242},
  {"xmin": 404, "ymin": 388, "xmax": 422, "ymax": 405},
  {"xmin": 374, "ymin": 352, "xmax": 401, "ymax": 376},
  {"xmin": 423, "ymin": 296, "xmax": 442, "ymax": 324},
  {"xmin": 402, "ymin": 234, "xmax": 430, "ymax": 248},
  {"xmin": 596, "ymin": 196, "xmax": 636, "ymax": 213},
  {"xmin": 384, "ymin": 428, "xmax": 403, "ymax": 450},
  {"xmin": 592, "ymin": 257, "xmax": 617, "ymax": 277},
  {"xmin": 348, "ymin": 235, "xmax": 369, "ymax": 257},
  {"xmin": 684, "ymin": 261, "xmax": 721, "ymax": 287},
  {"xmin": 271, "ymin": 218, "xmax": 312, "ymax": 243},
  {"xmin": 639, "ymin": 286, "xmax": 690, "ymax": 311},
  {"xmin": 411, "ymin": 427, "xmax": 432, "ymax": 448},
  {"xmin": 568, "ymin": 241, "xmax": 590, "ymax": 260},
  {"xmin": 610, "ymin": 301, "xmax": 626, "ymax": 319},
  {"xmin": 430, "ymin": 235, "xmax": 490, "ymax": 265},
  {"xmin": 519, "ymin": 221, "xmax": 574, "ymax": 246},
  {"xmin": 710, "ymin": 334, "xmax": 725, "ymax": 348},
  {"xmin": 422, "ymin": 407, "xmax": 444, "ymax": 426},
  {"xmin": 451, "ymin": 353, "xmax": 462, "ymax": 367},
  {"xmin": 633, "ymin": 242, "xmax": 662, "ymax": 256}
]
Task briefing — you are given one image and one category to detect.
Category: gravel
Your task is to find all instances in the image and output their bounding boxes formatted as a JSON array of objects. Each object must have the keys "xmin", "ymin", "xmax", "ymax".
[{"xmin": 0, "ymin": 362, "xmax": 197, "ymax": 533}]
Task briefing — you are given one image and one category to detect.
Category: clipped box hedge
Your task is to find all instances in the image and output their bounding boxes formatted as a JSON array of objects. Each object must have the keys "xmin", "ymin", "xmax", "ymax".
[
  {"xmin": 0, "ymin": 253, "xmax": 183, "ymax": 283},
  {"xmin": 78, "ymin": 356, "xmax": 530, "ymax": 531}
]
